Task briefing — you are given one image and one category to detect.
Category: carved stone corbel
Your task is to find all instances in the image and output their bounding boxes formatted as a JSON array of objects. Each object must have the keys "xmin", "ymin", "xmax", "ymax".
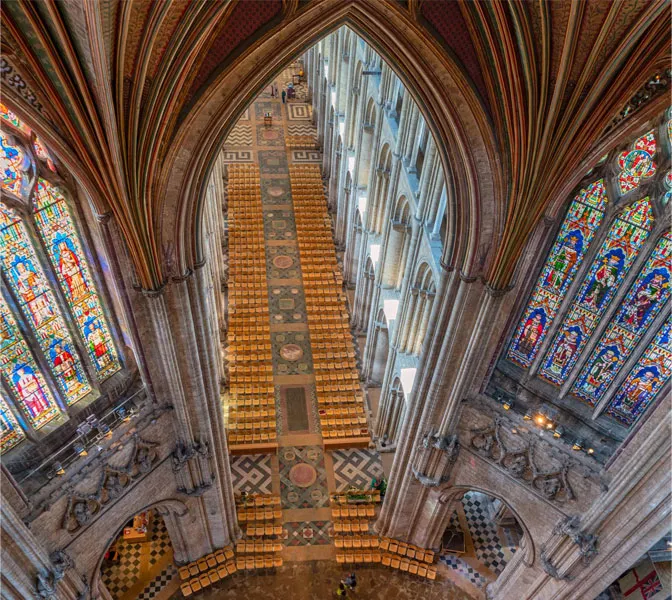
[
  {"xmin": 553, "ymin": 515, "xmax": 599, "ymax": 565},
  {"xmin": 49, "ymin": 550, "xmax": 74, "ymax": 580},
  {"xmin": 412, "ymin": 432, "xmax": 459, "ymax": 487}
]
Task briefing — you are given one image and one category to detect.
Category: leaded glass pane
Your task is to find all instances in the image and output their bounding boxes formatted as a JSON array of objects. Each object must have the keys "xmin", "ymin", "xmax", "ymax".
[
  {"xmin": 0, "ymin": 203, "xmax": 91, "ymax": 404},
  {"xmin": 572, "ymin": 233, "xmax": 672, "ymax": 403},
  {"xmin": 607, "ymin": 318, "xmax": 672, "ymax": 426},
  {"xmin": 507, "ymin": 180, "xmax": 607, "ymax": 367},
  {"xmin": 0, "ymin": 394, "xmax": 25, "ymax": 453},
  {"xmin": 540, "ymin": 198, "xmax": 654, "ymax": 385},
  {"xmin": 1, "ymin": 133, "xmax": 30, "ymax": 197},
  {"xmin": 617, "ymin": 131, "xmax": 656, "ymax": 195},
  {"xmin": 34, "ymin": 180, "xmax": 121, "ymax": 380},
  {"xmin": 0, "ymin": 295, "xmax": 59, "ymax": 430}
]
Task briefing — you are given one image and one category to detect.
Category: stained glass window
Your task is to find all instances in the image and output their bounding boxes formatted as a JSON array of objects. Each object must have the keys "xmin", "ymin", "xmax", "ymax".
[
  {"xmin": 539, "ymin": 198, "xmax": 654, "ymax": 385},
  {"xmin": 33, "ymin": 180, "xmax": 121, "ymax": 380},
  {"xmin": 0, "ymin": 102, "xmax": 31, "ymax": 134},
  {"xmin": 617, "ymin": 130, "xmax": 656, "ymax": 194},
  {"xmin": 607, "ymin": 318, "xmax": 672, "ymax": 426},
  {"xmin": 0, "ymin": 395, "xmax": 25, "ymax": 454},
  {"xmin": 33, "ymin": 137, "xmax": 56, "ymax": 171},
  {"xmin": 507, "ymin": 180, "xmax": 607, "ymax": 367},
  {"xmin": 572, "ymin": 233, "xmax": 672, "ymax": 403},
  {"xmin": 0, "ymin": 295, "xmax": 60, "ymax": 430},
  {"xmin": 1, "ymin": 133, "xmax": 30, "ymax": 197},
  {"xmin": 664, "ymin": 171, "xmax": 672, "ymax": 206},
  {"xmin": 0, "ymin": 203, "xmax": 92, "ymax": 404}
]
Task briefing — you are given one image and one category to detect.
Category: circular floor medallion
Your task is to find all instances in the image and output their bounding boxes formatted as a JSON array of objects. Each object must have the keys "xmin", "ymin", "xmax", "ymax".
[
  {"xmin": 310, "ymin": 489, "xmax": 324, "ymax": 502},
  {"xmin": 280, "ymin": 343, "xmax": 304, "ymax": 361},
  {"xmin": 273, "ymin": 255, "xmax": 293, "ymax": 269},
  {"xmin": 268, "ymin": 186, "xmax": 285, "ymax": 198},
  {"xmin": 283, "ymin": 449, "xmax": 296, "ymax": 462},
  {"xmin": 289, "ymin": 463, "xmax": 317, "ymax": 488}
]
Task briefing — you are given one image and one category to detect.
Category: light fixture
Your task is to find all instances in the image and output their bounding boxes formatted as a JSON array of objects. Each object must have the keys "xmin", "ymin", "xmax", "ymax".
[
  {"xmin": 572, "ymin": 439, "xmax": 584, "ymax": 451},
  {"xmin": 502, "ymin": 398, "xmax": 512, "ymax": 410},
  {"xmin": 74, "ymin": 444, "xmax": 88, "ymax": 457},
  {"xmin": 99, "ymin": 423, "xmax": 113, "ymax": 439},
  {"xmin": 553, "ymin": 426, "xmax": 564, "ymax": 439},
  {"xmin": 54, "ymin": 463, "xmax": 65, "ymax": 476},
  {"xmin": 523, "ymin": 412, "xmax": 532, "ymax": 421},
  {"xmin": 116, "ymin": 406, "xmax": 131, "ymax": 422},
  {"xmin": 586, "ymin": 448, "xmax": 595, "ymax": 455},
  {"xmin": 534, "ymin": 414, "xmax": 546, "ymax": 426},
  {"xmin": 545, "ymin": 421, "xmax": 555, "ymax": 430}
]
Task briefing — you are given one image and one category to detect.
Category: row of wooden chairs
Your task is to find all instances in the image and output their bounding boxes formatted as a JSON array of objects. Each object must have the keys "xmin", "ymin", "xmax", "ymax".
[
  {"xmin": 246, "ymin": 524, "xmax": 285, "ymax": 537},
  {"xmin": 333, "ymin": 534, "xmax": 380, "ymax": 548},
  {"xmin": 332, "ymin": 519, "xmax": 370, "ymax": 533},
  {"xmin": 236, "ymin": 540, "xmax": 283, "ymax": 553},
  {"xmin": 235, "ymin": 554, "xmax": 283, "ymax": 570},
  {"xmin": 237, "ymin": 507, "xmax": 282, "ymax": 522},
  {"xmin": 226, "ymin": 165, "xmax": 274, "ymax": 450},
  {"xmin": 332, "ymin": 504, "xmax": 375, "ymax": 518},
  {"xmin": 180, "ymin": 560, "xmax": 238, "ymax": 597},
  {"xmin": 379, "ymin": 538, "xmax": 435, "ymax": 563},
  {"xmin": 179, "ymin": 547, "xmax": 236, "ymax": 580},
  {"xmin": 289, "ymin": 164, "xmax": 368, "ymax": 443},
  {"xmin": 334, "ymin": 551, "xmax": 438, "ymax": 579}
]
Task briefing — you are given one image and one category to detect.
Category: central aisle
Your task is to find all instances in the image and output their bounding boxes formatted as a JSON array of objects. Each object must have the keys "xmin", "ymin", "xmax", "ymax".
[{"xmin": 222, "ymin": 64, "xmax": 386, "ymax": 563}]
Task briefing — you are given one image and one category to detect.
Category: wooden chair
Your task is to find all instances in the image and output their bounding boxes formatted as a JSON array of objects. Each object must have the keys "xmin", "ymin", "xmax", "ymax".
[
  {"xmin": 381, "ymin": 554, "xmax": 392, "ymax": 567},
  {"xmin": 372, "ymin": 550, "xmax": 382, "ymax": 563},
  {"xmin": 206, "ymin": 554, "xmax": 217, "ymax": 569},
  {"xmin": 226, "ymin": 561, "xmax": 238, "ymax": 576},
  {"xmin": 409, "ymin": 561, "xmax": 419, "ymax": 575},
  {"xmin": 217, "ymin": 565, "xmax": 228, "ymax": 579},
  {"xmin": 180, "ymin": 582, "xmax": 193, "ymax": 597},
  {"xmin": 178, "ymin": 566, "xmax": 190, "ymax": 580},
  {"xmin": 426, "ymin": 565, "xmax": 437, "ymax": 580},
  {"xmin": 273, "ymin": 556, "xmax": 283, "ymax": 568},
  {"xmin": 199, "ymin": 574, "xmax": 211, "ymax": 588},
  {"xmin": 417, "ymin": 565, "xmax": 428, "ymax": 578},
  {"xmin": 208, "ymin": 569, "xmax": 220, "ymax": 583},
  {"xmin": 389, "ymin": 541, "xmax": 398, "ymax": 554},
  {"xmin": 189, "ymin": 578, "xmax": 202, "ymax": 593},
  {"xmin": 197, "ymin": 559, "xmax": 208, "ymax": 573},
  {"xmin": 400, "ymin": 558, "xmax": 410, "ymax": 572},
  {"xmin": 391, "ymin": 557, "xmax": 401, "ymax": 569},
  {"xmin": 379, "ymin": 538, "xmax": 390, "ymax": 551}
]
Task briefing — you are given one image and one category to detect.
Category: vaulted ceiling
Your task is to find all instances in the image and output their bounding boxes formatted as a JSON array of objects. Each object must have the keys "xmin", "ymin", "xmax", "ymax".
[{"xmin": 1, "ymin": 0, "xmax": 668, "ymax": 289}]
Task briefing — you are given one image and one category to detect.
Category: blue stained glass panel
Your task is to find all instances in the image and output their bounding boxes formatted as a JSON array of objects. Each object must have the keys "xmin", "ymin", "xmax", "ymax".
[
  {"xmin": 34, "ymin": 180, "xmax": 121, "ymax": 380},
  {"xmin": 607, "ymin": 318, "xmax": 672, "ymax": 426},
  {"xmin": 540, "ymin": 198, "xmax": 654, "ymax": 385},
  {"xmin": 0, "ymin": 203, "xmax": 91, "ymax": 404},
  {"xmin": 507, "ymin": 180, "xmax": 607, "ymax": 367},
  {"xmin": 573, "ymin": 233, "xmax": 672, "ymax": 403}
]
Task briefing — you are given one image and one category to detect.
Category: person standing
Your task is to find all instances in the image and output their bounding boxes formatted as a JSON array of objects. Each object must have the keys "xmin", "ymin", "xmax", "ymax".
[
  {"xmin": 281, "ymin": 89, "xmax": 286, "ymax": 104},
  {"xmin": 270, "ymin": 84, "xmax": 275, "ymax": 98},
  {"xmin": 274, "ymin": 84, "xmax": 279, "ymax": 98},
  {"xmin": 343, "ymin": 573, "xmax": 357, "ymax": 592},
  {"xmin": 336, "ymin": 582, "xmax": 347, "ymax": 597}
]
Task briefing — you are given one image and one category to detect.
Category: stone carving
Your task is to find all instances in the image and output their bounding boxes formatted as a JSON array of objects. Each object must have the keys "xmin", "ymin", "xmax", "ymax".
[
  {"xmin": 540, "ymin": 548, "xmax": 573, "ymax": 581},
  {"xmin": 172, "ymin": 439, "xmax": 211, "ymax": 472},
  {"xmin": 553, "ymin": 515, "xmax": 599, "ymax": 565},
  {"xmin": 469, "ymin": 418, "xmax": 576, "ymax": 503},
  {"xmin": 62, "ymin": 435, "xmax": 159, "ymax": 532},
  {"xmin": 34, "ymin": 571, "xmax": 57, "ymax": 599},
  {"xmin": 49, "ymin": 550, "xmax": 74, "ymax": 579},
  {"xmin": 412, "ymin": 432, "xmax": 460, "ymax": 487}
]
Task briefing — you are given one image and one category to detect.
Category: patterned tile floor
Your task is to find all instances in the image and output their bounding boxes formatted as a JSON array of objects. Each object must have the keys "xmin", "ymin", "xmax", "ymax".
[
  {"xmin": 230, "ymin": 454, "xmax": 274, "ymax": 495},
  {"xmin": 331, "ymin": 448, "xmax": 385, "ymax": 492},
  {"xmin": 137, "ymin": 564, "xmax": 178, "ymax": 600},
  {"xmin": 461, "ymin": 492, "xmax": 517, "ymax": 576},
  {"xmin": 100, "ymin": 515, "xmax": 172, "ymax": 599},
  {"xmin": 284, "ymin": 520, "xmax": 333, "ymax": 546},
  {"xmin": 279, "ymin": 445, "xmax": 330, "ymax": 508}
]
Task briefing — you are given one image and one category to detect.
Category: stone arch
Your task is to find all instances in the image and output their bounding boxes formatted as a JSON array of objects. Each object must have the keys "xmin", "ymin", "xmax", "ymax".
[
  {"xmin": 369, "ymin": 143, "xmax": 392, "ymax": 234},
  {"xmin": 354, "ymin": 255, "xmax": 376, "ymax": 332},
  {"xmin": 88, "ymin": 498, "xmax": 190, "ymax": 599},
  {"xmin": 367, "ymin": 308, "xmax": 390, "ymax": 385},
  {"xmin": 156, "ymin": 2, "xmax": 500, "ymax": 285},
  {"xmin": 357, "ymin": 96, "xmax": 378, "ymax": 192},
  {"xmin": 381, "ymin": 194, "xmax": 412, "ymax": 288},
  {"xmin": 376, "ymin": 375, "xmax": 406, "ymax": 444},
  {"xmin": 348, "ymin": 61, "xmax": 365, "ymax": 149},
  {"xmin": 399, "ymin": 261, "xmax": 436, "ymax": 354}
]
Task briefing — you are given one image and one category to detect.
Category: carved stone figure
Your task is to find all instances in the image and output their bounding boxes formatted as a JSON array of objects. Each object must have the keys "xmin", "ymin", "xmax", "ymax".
[
  {"xmin": 104, "ymin": 471, "xmax": 127, "ymax": 500},
  {"xmin": 507, "ymin": 454, "xmax": 528, "ymax": 477},
  {"xmin": 49, "ymin": 550, "xmax": 74, "ymax": 580},
  {"xmin": 34, "ymin": 571, "xmax": 57, "ymax": 599},
  {"xmin": 539, "ymin": 477, "xmax": 561, "ymax": 499},
  {"xmin": 73, "ymin": 500, "xmax": 93, "ymax": 527}
]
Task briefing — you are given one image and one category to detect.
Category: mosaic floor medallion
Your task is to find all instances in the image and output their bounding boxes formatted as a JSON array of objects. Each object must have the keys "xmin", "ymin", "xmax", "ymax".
[
  {"xmin": 273, "ymin": 255, "xmax": 294, "ymax": 269},
  {"xmin": 289, "ymin": 463, "xmax": 317, "ymax": 488},
  {"xmin": 280, "ymin": 343, "xmax": 304, "ymax": 361},
  {"xmin": 268, "ymin": 186, "xmax": 285, "ymax": 197}
]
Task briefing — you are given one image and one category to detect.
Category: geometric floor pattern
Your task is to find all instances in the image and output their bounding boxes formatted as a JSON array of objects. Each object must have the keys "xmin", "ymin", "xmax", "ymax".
[
  {"xmin": 284, "ymin": 520, "xmax": 332, "ymax": 546},
  {"xmin": 461, "ymin": 492, "xmax": 513, "ymax": 576},
  {"xmin": 331, "ymin": 448, "xmax": 384, "ymax": 492},
  {"xmin": 100, "ymin": 516, "xmax": 172, "ymax": 599},
  {"xmin": 225, "ymin": 123, "xmax": 253, "ymax": 146},
  {"xmin": 439, "ymin": 554, "xmax": 489, "ymax": 589},
  {"xmin": 230, "ymin": 454, "xmax": 273, "ymax": 495},
  {"xmin": 137, "ymin": 564, "xmax": 178, "ymax": 600},
  {"xmin": 279, "ymin": 446, "xmax": 329, "ymax": 509}
]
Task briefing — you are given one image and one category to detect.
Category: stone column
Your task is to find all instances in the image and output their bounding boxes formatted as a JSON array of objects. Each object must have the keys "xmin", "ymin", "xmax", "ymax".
[
  {"xmin": 391, "ymin": 220, "xmax": 422, "ymax": 348},
  {"xmin": 403, "ymin": 106, "xmax": 420, "ymax": 167}
]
